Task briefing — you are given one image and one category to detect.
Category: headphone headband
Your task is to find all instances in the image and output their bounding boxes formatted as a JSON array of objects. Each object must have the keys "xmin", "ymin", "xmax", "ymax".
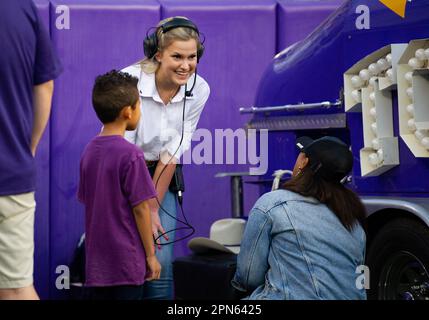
[
  {"xmin": 143, "ymin": 17, "xmax": 204, "ymax": 62},
  {"xmin": 160, "ymin": 17, "xmax": 199, "ymax": 35}
]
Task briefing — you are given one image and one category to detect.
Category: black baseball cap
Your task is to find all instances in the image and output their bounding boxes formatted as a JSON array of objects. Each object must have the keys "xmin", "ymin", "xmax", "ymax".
[{"xmin": 296, "ymin": 136, "xmax": 353, "ymax": 182}]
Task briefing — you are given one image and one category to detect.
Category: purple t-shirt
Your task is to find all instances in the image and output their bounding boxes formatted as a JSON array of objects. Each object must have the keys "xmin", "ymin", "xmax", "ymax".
[
  {"xmin": 0, "ymin": 0, "xmax": 62, "ymax": 195},
  {"xmin": 78, "ymin": 135, "xmax": 156, "ymax": 287}
]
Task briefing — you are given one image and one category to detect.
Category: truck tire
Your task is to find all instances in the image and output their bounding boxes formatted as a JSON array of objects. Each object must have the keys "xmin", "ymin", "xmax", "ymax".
[{"xmin": 366, "ymin": 218, "xmax": 429, "ymax": 300}]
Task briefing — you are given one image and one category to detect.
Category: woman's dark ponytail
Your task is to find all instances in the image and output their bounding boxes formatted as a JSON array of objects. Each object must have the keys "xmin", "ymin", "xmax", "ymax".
[{"xmin": 282, "ymin": 167, "xmax": 366, "ymax": 232}]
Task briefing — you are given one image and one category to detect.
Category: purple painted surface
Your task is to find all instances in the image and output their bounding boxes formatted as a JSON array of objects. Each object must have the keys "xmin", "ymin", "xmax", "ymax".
[
  {"xmin": 158, "ymin": 0, "xmax": 277, "ymax": 259},
  {"xmin": 277, "ymin": 0, "xmax": 342, "ymax": 52},
  {"xmin": 255, "ymin": 0, "xmax": 429, "ymax": 196},
  {"xmin": 255, "ymin": 1, "xmax": 349, "ymax": 109},
  {"xmin": 34, "ymin": 0, "xmax": 51, "ymax": 300},
  {"xmin": 49, "ymin": 0, "xmax": 160, "ymax": 298}
]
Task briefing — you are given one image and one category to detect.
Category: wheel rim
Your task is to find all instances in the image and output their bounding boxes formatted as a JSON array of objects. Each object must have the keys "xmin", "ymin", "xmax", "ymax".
[{"xmin": 378, "ymin": 251, "xmax": 429, "ymax": 300}]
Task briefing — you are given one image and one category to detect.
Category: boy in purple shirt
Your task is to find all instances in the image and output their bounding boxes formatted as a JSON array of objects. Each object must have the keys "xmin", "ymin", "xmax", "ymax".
[{"xmin": 78, "ymin": 70, "xmax": 160, "ymax": 299}]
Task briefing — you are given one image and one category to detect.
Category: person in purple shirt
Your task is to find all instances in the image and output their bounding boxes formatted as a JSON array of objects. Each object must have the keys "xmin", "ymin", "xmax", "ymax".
[
  {"xmin": 0, "ymin": 0, "xmax": 62, "ymax": 300},
  {"xmin": 78, "ymin": 70, "xmax": 161, "ymax": 300}
]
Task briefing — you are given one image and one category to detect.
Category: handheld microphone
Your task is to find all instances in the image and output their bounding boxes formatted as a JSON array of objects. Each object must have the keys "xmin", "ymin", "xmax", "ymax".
[{"xmin": 170, "ymin": 164, "xmax": 185, "ymax": 205}]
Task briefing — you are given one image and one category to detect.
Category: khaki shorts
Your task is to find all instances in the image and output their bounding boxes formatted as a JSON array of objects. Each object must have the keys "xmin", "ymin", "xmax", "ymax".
[{"xmin": 0, "ymin": 192, "xmax": 35, "ymax": 289}]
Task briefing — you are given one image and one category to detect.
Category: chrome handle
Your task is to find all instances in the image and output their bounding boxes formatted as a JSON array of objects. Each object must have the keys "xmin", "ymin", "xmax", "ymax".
[{"xmin": 239, "ymin": 100, "xmax": 342, "ymax": 114}]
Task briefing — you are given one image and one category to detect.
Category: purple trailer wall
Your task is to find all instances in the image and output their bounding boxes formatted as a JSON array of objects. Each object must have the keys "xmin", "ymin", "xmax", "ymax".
[{"xmin": 277, "ymin": 0, "xmax": 342, "ymax": 52}]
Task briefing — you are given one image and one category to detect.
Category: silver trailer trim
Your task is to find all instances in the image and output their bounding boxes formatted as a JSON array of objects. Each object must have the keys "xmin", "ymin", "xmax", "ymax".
[{"xmin": 362, "ymin": 196, "xmax": 429, "ymax": 227}]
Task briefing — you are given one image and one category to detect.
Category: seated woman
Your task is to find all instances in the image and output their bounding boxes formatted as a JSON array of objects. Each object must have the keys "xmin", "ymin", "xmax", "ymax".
[{"xmin": 232, "ymin": 136, "xmax": 367, "ymax": 300}]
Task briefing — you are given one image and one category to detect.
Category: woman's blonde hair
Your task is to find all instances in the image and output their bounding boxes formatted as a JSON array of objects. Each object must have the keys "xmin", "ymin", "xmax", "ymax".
[{"xmin": 139, "ymin": 16, "xmax": 203, "ymax": 74}]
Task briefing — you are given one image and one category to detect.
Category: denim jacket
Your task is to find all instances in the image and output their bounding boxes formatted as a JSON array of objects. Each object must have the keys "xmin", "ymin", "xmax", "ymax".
[{"xmin": 232, "ymin": 189, "xmax": 366, "ymax": 300}]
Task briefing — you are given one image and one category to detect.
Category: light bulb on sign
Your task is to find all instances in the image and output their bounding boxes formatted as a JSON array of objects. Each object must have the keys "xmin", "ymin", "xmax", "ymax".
[
  {"xmin": 369, "ymin": 107, "xmax": 377, "ymax": 119},
  {"xmin": 377, "ymin": 58, "xmax": 389, "ymax": 71},
  {"xmin": 386, "ymin": 53, "xmax": 392, "ymax": 66},
  {"xmin": 351, "ymin": 75, "xmax": 363, "ymax": 88},
  {"xmin": 386, "ymin": 68, "xmax": 394, "ymax": 82},
  {"xmin": 406, "ymin": 104, "xmax": 414, "ymax": 116},
  {"xmin": 371, "ymin": 122, "xmax": 377, "ymax": 135},
  {"xmin": 415, "ymin": 130, "xmax": 427, "ymax": 142},
  {"xmin": 369, "ymin": 77, "xmax": 378, "ymax": 88},
  {"xmin": 369, "ymin": 63, "xmax": 380, "ymax": 76},
  {"xmin": 377, "ymin": 149, "xmax": 383, "ymax": 162},
  {"xmin": 408, "ymin": 57, "xmax": 424, "ymax": 69},
  {"xmin": 406, "ymin": 87, "xmax": 414, "ymax": 100},
  {"xmin": 372, "ymin": 138, "xmax": 380, "ymax": 150},
  {"xmin": 421, "ymin": 137, "xmax": 429, "ymax": 150},
  {"xmin": 425, "ymin": 48, "xmax": 429, "ymax": 60},
  {"xmin": 351, "ymin": 90, "xmax": 361, "ymax": 103},
  {"xmin": 415, "ymin": 48, "xmax": 426, "ymax": 61},
  {"xmin": 368, "ymin": 152, "xmax": 380, "ymax": 166},
  {"xmin": 405, "ymin": 71, "xmax": 413, "ymax": 84},
  {"xmin": 369, "ymin": 92, "xmax": 376, "ymax": 102},
  {"xmin": 408, "ymin": 118, "xmax": 416, "ymax": 132},
  {"xmin": 359, "ymin": 69, "xmax": 370, "ymax": 81}
]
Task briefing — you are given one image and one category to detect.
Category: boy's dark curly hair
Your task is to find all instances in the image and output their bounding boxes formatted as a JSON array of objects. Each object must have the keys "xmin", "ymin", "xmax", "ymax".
[{"xmin": 92, "ymin": 70, "xmax": 139, "ymax": 124}]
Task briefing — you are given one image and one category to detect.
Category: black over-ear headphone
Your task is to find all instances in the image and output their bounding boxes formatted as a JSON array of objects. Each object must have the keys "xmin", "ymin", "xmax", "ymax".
[{"xmin": 143, "ymin": 17, "xmax": 204, "ymax": 63}]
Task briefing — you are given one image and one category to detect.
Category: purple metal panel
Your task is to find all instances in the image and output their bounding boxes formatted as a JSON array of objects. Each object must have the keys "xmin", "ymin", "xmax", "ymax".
[
  {"xmin": 49, "ymin": 0, "xmax": 160, "ymax": 298},
  {"xmin": 34, "ymin": 0, "xmax": 51, "ymax": 300},
  {"xmin": 158, "ymin": 0, "xmax": 277, "ymax": 258},
  {"xmin": 255, "ymin": 0, "xmax": 429, "ymax": 197},
  {"xmin": 255, "ymin": 0, "xmax": 350, "ymax": 110},
  {"xmin": 277, "ymin": 0, "xmax": 342, "ymax": 52}
]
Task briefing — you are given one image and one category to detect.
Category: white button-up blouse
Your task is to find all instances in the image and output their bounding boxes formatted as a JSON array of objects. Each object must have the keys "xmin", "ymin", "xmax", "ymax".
[{"xmin": 122, "ymin": 64, "xmax": 210, "ymax": 162}]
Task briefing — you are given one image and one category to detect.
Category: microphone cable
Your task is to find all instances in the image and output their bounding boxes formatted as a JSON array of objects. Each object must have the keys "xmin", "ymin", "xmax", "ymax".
[{"xmin": 152, "ymin": 71, "xmax": 198, "ymax": 245}]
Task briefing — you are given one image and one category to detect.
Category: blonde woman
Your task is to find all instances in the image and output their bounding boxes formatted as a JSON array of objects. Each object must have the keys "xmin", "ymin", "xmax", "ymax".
[{"xmin": 123, "ymin": 16, "xmax": 210, "ymax": 299}]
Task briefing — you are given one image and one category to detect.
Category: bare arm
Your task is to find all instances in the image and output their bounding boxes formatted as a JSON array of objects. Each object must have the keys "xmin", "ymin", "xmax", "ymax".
[
  {"xmin": 31, "ymin": 80, "xmax": 54, "ymax": 156},
  {"xmin": 133, "ymin": 200, "xmax": 161, "ymax": 281}
]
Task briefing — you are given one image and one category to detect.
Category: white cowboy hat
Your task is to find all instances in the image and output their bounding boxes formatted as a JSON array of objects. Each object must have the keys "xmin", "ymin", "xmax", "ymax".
[{"xmin": 188, "ymin": 218, "xmax": 246, "ymax": 254}]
